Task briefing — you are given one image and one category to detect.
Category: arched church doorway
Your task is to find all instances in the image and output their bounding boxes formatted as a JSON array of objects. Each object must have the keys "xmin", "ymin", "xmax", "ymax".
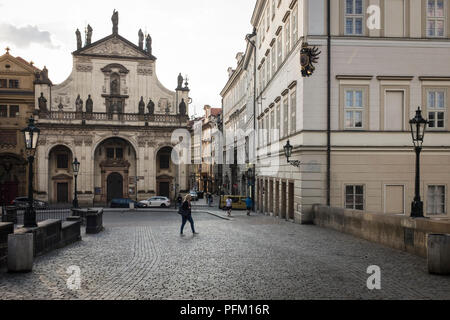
[
  {"xmin": 107, "ymin": 172, "xmax": 123, "ymax": 202},
  {"xmin": 156, "ymin": 146, "xmax": 177, "ymax": 199},
  {"xmin": 94, "ymin": 137, "xmax": 137, "ymax": 204},
  {"xmin": 48, "ymin": 145, "xmax": 74, "ymax": 204}
]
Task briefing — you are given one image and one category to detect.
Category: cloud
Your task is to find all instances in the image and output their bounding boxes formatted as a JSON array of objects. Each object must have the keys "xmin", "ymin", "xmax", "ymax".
[{"xmin": 0, "ymin": 23, "xmax": 59, "ymax": 49}]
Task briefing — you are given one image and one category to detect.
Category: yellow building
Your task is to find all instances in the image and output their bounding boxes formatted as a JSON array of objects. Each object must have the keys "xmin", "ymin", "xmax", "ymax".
[{"xmin": 0, "ymin": 48, "xmax": 41, "ymax": 205}]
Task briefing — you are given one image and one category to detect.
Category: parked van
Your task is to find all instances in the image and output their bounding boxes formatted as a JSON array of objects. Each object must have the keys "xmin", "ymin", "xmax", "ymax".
[{"xmin": 219, "ymin": 195, "xmax": 247, "ymax": 210}]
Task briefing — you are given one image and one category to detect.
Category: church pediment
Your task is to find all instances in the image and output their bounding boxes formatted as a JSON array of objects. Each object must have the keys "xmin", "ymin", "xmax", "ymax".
[{"xmin": 73, "ymin": 34, "xmax": 156, "ymax": 61}]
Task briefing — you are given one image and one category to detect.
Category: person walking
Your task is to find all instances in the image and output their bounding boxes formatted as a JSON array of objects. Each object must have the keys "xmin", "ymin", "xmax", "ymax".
[
  {"xmin": 179, "ymin": 194, "xmax": 198, "ymax": 236},
  {"xmin": 226, "ymin": 197, "xmax": 233, "ymax": 217},
  {"xmin": 245, "ymin": 196, "xmax": 253, "ymax": 216}
]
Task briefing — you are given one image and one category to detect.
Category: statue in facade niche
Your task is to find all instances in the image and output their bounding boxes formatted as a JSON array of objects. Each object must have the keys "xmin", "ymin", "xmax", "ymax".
[
  {"xmin": 138, "ymin": 96, "xmax": 145, "ymax": 115},
  {"xmin": 147, "ymin": 99, "xmax": 155, "ymax": 115},
  {"xmin": 75, "ymin": 29, "xmax": 82, "ymax": 50},
  {"xmin": 111, "ymin": 78, "xmax": 119, "ymax": 95},
  {"xmin": 138, "ymin": 29, "xmax": 144, "ymax": 49},
  {"xmin": 179, "ymin": 98, "xmax": 187, "ymax": 116},
  {"xmin": 75, "ymin": 94, "xmax": 83, "ymax": 112},
  {"xmin": 85, "ymin": 24, "xmax": 93, "ymax": 46},
  {"xmin": 38, "ymin": 93, "xmax": 47, "ymax": 112},
  {"xmin": 177, "ymin": 73, "xmax": 183, "ymax": 90},
  {"xmin": 86, "ymin": 95, "xmax": 93, "ymax": 113},
  {"xmin": 145, "ymin": 35, "xmax": 152, "ymax": 54},
  {"xmin": 112, "ymin": 9, "xmax": 119, "ymax": 34}
]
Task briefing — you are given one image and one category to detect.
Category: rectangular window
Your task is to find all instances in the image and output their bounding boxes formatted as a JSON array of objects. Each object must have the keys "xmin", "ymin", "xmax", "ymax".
[
  {"xmin": 57, "ymin": 154, "xmax": 69, "ymax": 169},
  {"xmin": 345, "ymin": 185, "xmax": 364, "ymax": 210},
  {"xmin": 276, "ymin": 102, "xmax": 281, "ymax": 141},
  {"xmin": 262, "ymin": 62, "xmax": 266, "ymax": 89},
  {"xmin": 266, "ymin": 53, "xmax": 271, "ymax": 83},
  {"xmin": 115, "ymin": 148, "xmax": 123, "ymax": 159},
  {"xmin": 277, "ymin": 33, "xmax": 283, "ymax": 68},
  {"xmin": 427, "ymin": 90, "xmax": 446, "ymax": 129},
  {"xmin": 8, "ymin": 79, "xmax": 19, "ymax": 89},
  {"xmin": 270, "ymin": 110, "xmax": 275, "ymax": 144},
  {"xmin": 271, "ymin": 48, "xmax": 276, "ymax": 75},
  {"xmin": 0, "ymin": 79, "xmax": 7, "ymax": 88},
  {"xmin": 266, "ymin": 5, "xmax": 270, "ymax": 30},
  {"xmin": 106, "ymin": 148, "xmax": 115, "ymax": 159},
  {"xmin": 427, "ymin": 0, "xmax": 445, "ymax": 37},
  {"xmin": 345, "ymin": 0, "xmax": 364, "ymax": 35},
  {"xmin": 344, "ymin": 89, "xmax": 364, "ymax": 129},
  {"xmin": 285, "ymin": 17, "xmax": 291, "ymax": 57},
  {"xmin": 427, "ymin": 185, "xmax": 446, "ymax": 215},
  {"xmin": 9, "ymin": 105, "xmax": 19, "ymax": 118},
  {"xmin": 265, "ymin": 116, "xmax": 269, "ymax": 146},
  {"xmin": 272, "ymin": 0, "xmax": 276, "ymax": 18},
  {"xmin": 283, "ymin": 97, "xmax": 289, "ymax": 137},
  {"xmin": 0, "ymin": 105, "xmax": 7, "ymax": 117},
  {"xmin": 292, "ymin": 5, "xmax": 298, "ymax": 44},
  {"xmin": 290, "ymin": 92, "xmax": 296, "ymax": 133}
]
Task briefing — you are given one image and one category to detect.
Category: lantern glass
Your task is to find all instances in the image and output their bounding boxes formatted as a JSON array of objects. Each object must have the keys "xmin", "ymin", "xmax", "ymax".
[
  {"xmin": 284, "ymin": 140, "xmax": 293, "ymax": 159},
  {"xmin": 72, "ymin": 158, "xmax": 80, "ymax": 176},
  {"xmin": 22, "ymin": 117, "xmax": 40, "ymax": 151},
  {"xmin": 409, "ymin": 108, "xmax": 428, "ymax": 148}
]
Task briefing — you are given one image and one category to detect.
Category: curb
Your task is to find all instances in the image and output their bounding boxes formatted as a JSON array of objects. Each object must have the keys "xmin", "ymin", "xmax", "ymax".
[{"xmin": 193, "ymin": 210, "xmax": 232, "ymax": 221}]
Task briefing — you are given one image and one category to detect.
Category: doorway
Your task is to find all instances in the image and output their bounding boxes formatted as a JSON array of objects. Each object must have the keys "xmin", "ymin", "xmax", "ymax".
[
  {"xmin": 57, "ymin": 183, "xmax": 69, "ymax": 203},
  {"xmin": 288, "ymin": 182, "xmax": 295, "ymax": 220},
  {"xmin": 107, "ymin": 172, "xmax": 124, "ymax": 202},
  {"xmin": 281, "ymin": 181, "xmax": 287, "ymax": 219},
  {"xmin": 159, "ymin": 182, "xmax": 170, "ymax": 198}
]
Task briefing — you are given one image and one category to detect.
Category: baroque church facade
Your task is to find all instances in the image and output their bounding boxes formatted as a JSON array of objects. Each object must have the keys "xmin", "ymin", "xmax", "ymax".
[{"xmin": 34, "ymin": 12, "xmax": 191, "ymax": 206}]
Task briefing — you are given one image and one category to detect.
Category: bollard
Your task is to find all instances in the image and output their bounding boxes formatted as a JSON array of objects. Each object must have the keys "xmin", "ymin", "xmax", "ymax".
[
  {"xmin": 427, "ymin": 234, "xmax": 450, "ymax": 275},
  {"xmin": 8, "ymin": 233, "xmax": 33, "ymax": 273}
]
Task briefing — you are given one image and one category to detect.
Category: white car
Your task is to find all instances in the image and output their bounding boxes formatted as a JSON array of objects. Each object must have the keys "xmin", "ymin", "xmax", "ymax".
[{"xmin": 139, "ymin": 196, "xmax": 171, "ymax": 208}]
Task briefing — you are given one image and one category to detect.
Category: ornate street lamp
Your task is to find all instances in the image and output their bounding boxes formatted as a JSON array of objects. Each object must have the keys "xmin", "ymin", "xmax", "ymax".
[
  {"xmin": 283, "ymin": 140, "xmax": 301, "ymax": 168},
  {"xmin": 409, "ymin": 107, "xmax": 429, "ymax": 218},
  {"xmin": 72, "ymin": 158, "xmax": 80, "ymax": 209},
  {"xmin": 21, "ymin": 117, "xmax": 40, "ymax": 228}
]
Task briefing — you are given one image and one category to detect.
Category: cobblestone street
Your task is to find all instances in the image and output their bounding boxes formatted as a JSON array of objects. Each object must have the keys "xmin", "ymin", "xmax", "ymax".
[{"xmin": 1, "ymin": 209, "xmax": 450, "ymax": 300}]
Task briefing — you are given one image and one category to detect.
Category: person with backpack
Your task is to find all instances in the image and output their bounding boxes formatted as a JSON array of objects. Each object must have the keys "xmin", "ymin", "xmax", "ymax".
[{"xmin": 179, "ymin": 194, "xmax": 198, "ymax": 236}]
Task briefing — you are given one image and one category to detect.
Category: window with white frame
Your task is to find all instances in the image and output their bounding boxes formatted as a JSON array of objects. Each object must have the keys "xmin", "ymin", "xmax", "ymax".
[
  {"xmin": 266, "ymin": 53, "xmax": 271, "ymax": 83},
  {"xmin": 263, "ymin": 10, "xmax": 266, "ymax": 40},
  {"xmin": 265, "ymin": 116, "xmax": 269, "ymax": 146},
  {"xmin": 276, "ymin": 102, "xmax": 281, "ymax": 140},
  {"xmin": 344, "ymin": 89, "xmax": 364, "ymax": 129},
  {"xmin": 266, "ymin": 5, "xmax": 270, "ymax": 31},
  {"xmin": 427, "ymin": 90, "xmax": 446, "ymax": 129},
  {"xmin": 285, "ymin": 17, "xmax": 291, "ymax": 57},
  {"xmin": 290, "ymin": 91, "xmax": 296, "ymax": 134},
  {"xmin": 292, "ymin": 5, "xmax": 298, "ymax": 44},
  {"xmin": 277, "ymin": 33, "xmax": 283, "ymax": 68},
  {"xmin": 345, "ymin": 0, "xmax": 364, "ymax": 35},
  {"xmin": 271, "ymin": 48, "xmax": 276, "ymax": 75},
  {"xmin": 345, "ymin": 185, "xmax": 364, "ymax": 210},
  {"xmin": 283, "ymin": 97, "xmax": 289, "ymax": 137},
  {"xmin": 427, "ymin": 185, "xmax": 446, "ymax": 215},
  {"xmin": 272, "ymin": 0, "xmax": 276, "ymax": 19},
  {"xmin": 427, "ymin": 0, "xmax": 446, "ymax": 37},
  {"xmin": 270, "ymin": 110, "xmax": 275, "ymax": 144},
  {"xmin": 262, "ymin": 62, "xmax": 266, "ymax": 89},
  {"xmin": 259, "ymin": 119, "xmax": 263, "ymax": 147}
]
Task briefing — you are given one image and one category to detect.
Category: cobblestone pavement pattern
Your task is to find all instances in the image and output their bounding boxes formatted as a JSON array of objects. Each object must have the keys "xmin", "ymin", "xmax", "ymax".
[{"xmin": 1, "ymin": 209, "xmax": 450, "ymax": 300}]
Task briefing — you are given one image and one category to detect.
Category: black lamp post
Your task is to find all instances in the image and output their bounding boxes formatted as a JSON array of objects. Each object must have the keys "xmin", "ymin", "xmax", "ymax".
[
  {"xmin": 72, "ymin": 158, "xmax": 80, "ymax": 209},
  {"xmin": 409, "ymin": 107, "xmax": 429, "ymax": 218},
  {"xmin": 21, "ymin": 117, "xmax": 40, "ymax": 228},
  {"xmin": 283, "ymin": 140, "xmax": 301, "ymax": 167}
]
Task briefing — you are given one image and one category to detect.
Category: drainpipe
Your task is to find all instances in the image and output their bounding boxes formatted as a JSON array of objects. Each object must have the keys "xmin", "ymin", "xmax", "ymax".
[
  {"xmin": 326, "ymin": 0, "xmax": 331, "ymax": 206},
  {"xmin": 246, "ymin": 27, "xmax": 257, "ymax": 211}
]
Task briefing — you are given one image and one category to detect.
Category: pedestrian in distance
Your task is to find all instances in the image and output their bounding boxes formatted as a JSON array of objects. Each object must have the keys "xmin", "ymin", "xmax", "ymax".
[
  {"xmin": 176, "ymin": 194, "xmax": 182, "ymax": 209},
  {"xmin": 179, "ymin": 194, "xmax": 198, "ymax": 236},
  {"xmin": 245, "ymin": 196, "xmax": 253, "ymax": 216},
  {"xmin": 208, "ymin": 194, "xmax": 213, "ymax": 207},
  {"xmin": 226, "ymin": 197, "xmax": 233, "ymax": 217}
]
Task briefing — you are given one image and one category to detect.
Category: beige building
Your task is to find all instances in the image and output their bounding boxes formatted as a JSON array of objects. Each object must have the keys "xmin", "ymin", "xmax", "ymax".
[
  {"xmin": 0, "ymin": 48, "xmax": 41, "ymax": 205},
  {"xmin": 33, "ymin": 12, "xmax": 191, "ymax": 206},
  {"xmin": 230, "ymin": 0, "xmax": 450, "ymax": 222}
]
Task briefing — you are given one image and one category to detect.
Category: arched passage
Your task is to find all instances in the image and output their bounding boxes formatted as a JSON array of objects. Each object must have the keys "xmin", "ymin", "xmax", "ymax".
[
  {"xmin": 93, "ymin": 137, "xmax": 137, "ymax": 204},
  {"xmin": 155, "ymin": 146, "xmax": 177, "ymax": 199}
]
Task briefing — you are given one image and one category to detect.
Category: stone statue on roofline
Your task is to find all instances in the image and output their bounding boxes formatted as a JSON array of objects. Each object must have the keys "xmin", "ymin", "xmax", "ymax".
[{"xmin": 112, "ymin": 9, "xmax": 119, "ymax": 34}]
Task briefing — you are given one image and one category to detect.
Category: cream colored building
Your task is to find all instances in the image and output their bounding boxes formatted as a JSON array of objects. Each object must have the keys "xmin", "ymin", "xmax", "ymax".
[
  {"xmin": 242, "ymin": 0, "xmax": 450, "ymax": 222},
  {"xmin": 33, "ymin": 12, "xmax": 191, "ymax": 205}
]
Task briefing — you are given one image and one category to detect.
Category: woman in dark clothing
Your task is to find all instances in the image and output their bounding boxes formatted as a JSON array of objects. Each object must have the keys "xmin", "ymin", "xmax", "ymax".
[{"xmin": 180, "ymin": 194, "xmax": 198, "ymax": 236}]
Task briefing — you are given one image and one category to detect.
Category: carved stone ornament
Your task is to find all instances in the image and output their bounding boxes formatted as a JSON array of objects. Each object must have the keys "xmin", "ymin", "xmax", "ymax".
[
  {"xmin": 76, "ymin": 64, "xmax": 93, "ymax": 72},
  {"xmin": 83, "ymin": 38, "xmax": 146, "ymax": 58}
]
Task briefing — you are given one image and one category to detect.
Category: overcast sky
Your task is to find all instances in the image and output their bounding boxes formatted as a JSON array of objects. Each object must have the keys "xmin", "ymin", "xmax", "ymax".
[{"xmin": 0, "ymin": 0, "xmax": 254, "ymax": 117}]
